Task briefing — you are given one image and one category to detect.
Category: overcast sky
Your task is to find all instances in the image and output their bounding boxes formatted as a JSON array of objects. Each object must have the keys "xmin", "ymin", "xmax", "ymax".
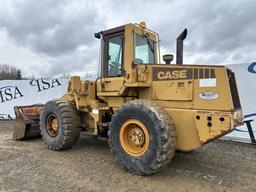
[{"xmin": 0, "ymin": 0, "xmax": 255, "ymax": 78}]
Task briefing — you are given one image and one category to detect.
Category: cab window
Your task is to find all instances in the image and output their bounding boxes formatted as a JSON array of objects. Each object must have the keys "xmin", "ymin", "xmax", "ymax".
[
  {"xmin": 106, "ymin": 35, "xmax": 123, "ymax": 76},
  {"xmin": 135, "ymin": 34, "xmax": 155, "ymax": 64}
]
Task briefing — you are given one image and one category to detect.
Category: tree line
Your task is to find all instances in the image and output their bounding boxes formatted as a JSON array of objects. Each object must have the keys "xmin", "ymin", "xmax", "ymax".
[
  {"xmin": 0, "ymin": 64, "xmax": 22, "ymax": 80},
  {"xmin": 0, "ymin": 64, "xmax": 95, "ymax": 80}
]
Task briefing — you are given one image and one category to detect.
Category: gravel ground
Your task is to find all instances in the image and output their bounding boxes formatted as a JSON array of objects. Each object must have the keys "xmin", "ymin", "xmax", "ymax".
[{"xmin": 0, "ymin": 121, "xmax": 255, "ymax": 192}]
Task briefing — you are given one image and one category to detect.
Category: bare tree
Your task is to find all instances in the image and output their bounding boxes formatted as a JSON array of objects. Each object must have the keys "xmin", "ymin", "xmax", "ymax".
[{"xmin": 0, "ymin": 64, "xmax": 22, "ymax": 80}]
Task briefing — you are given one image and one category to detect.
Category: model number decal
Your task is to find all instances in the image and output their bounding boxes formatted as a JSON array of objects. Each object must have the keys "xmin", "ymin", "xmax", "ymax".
[{"xmin": 199, "ymin": 92, "xmax": 219, "ymax": 100}]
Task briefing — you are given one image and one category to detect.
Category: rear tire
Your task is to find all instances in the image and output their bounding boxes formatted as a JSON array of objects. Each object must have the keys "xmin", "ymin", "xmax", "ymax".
[
  {"xmin": 40, "ymin": 99, "xmax": 81, "ymax": 150},
  {"xmin": 108, "ymin": 99, "xmax": 176, "ymax": 175}
]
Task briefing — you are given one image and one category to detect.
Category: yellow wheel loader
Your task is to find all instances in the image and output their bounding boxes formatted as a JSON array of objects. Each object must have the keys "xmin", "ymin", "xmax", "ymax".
[{"xmin": 14, "ymin": 22, "xmax": 243, "ymax": 175}]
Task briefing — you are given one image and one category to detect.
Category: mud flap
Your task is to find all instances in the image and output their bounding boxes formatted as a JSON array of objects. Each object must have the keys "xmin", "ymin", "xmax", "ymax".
[{"xmin": 12, "ymin": 105, "xmax": 44, "ymax": 140}]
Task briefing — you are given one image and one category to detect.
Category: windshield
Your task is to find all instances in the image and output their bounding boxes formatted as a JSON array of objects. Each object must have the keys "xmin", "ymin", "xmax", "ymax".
[{"xmin": 135, "ymin": 34, "xmax": 155, "ymax": 64}]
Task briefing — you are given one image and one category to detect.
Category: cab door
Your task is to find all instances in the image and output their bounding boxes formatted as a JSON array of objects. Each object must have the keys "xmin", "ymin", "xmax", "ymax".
[{"xmin": 100, "ymin": 31, "xmax": 125, "ymax": 93}]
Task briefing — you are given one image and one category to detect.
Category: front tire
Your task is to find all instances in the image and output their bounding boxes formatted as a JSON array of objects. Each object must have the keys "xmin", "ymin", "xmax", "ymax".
[
  {"xmin": 40, "ymin": 99, "xmax": 81, "ymax": 150},
  {"xmin": 108, "ymin": 99, "xmax": 176, "ymax": 175}
]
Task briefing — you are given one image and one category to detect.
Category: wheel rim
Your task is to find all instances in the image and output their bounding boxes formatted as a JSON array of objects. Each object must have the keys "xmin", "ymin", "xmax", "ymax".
[
  {"xmin": 119, "ymin": 119, "xmax": 150, "ymax": 156},
  {"xmin": 46, "ymin": 114, "xmax": 59, "ymax": 137}
]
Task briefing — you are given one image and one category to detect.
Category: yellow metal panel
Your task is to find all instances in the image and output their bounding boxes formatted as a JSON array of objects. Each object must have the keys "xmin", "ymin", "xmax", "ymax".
[
  {"xmin": 193, "ymin": 67, "xmax": 233, "ymax": 110},
  {"xmin": 101, "ymin": 77, "xmax": 125, "ymax": 92},
  {"xmin": 165, "ymin": 108, "xmax": 239, "ymax": 151},
  {"xmin": 165, "ymin": 108, "xmax": 201, "ymax": 151},
  {"xmin": 194, "ymin": 111, "xmax": 232, "ymax": 143},
  {"xmin": 153, "ymin": 80, "xmax": 193, "ymax": 101},
  {"xmin": 68, "ymin": 76, "xmax": 82, "ymax": 93}
]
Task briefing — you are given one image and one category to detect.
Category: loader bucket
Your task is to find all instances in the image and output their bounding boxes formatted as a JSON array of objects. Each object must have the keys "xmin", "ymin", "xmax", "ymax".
[{"xmin": 12, "ymin": 104, "xmax": 44, "ymax": 140}]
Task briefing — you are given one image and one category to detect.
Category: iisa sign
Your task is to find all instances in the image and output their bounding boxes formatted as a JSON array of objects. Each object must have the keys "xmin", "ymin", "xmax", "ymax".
[
  {"xmin": 225, "ymin": 62, "xmax": 256, "ymax": 143},
  {"xmin": 30, "ymin": 78, "xmax": 62, "ymax": 92},
  {"xmin": 0, "ymin": 79, "xmax": 68, "ymax": 119},
  {"xmin": 248, "ymin": 62, "xmax": 256, "ymax": 74},
  {"xmin": 0, "ymin": 86, "xmax": 23, "ymax": 103}
]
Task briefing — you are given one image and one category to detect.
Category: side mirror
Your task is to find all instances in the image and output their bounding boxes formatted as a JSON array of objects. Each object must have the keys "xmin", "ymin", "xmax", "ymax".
[
  {"xmin": 94, "ymin": 32, "xmax": 101, "ymax": 39},
  {"xmin": 163, "ymin": 54, "xmax": 174, "ymax": 64}
]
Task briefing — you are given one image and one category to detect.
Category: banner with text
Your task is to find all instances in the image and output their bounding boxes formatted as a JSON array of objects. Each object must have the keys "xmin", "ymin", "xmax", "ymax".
[
  {"xmin": 0, "ymin": 62, "xmax": 255, "ymax": 143},
  {"xmin": 225, "ymin": 62, "xmax": 256, "ymax": 143},
  {"xmin": 0, "ymin": 78, "xmax": 68, "ymax": 119}
]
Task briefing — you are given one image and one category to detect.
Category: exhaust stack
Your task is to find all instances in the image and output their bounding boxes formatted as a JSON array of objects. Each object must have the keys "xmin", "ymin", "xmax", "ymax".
[{"xmin": 176, "ymin": 28, "xmax": 187, "ymax": 65}]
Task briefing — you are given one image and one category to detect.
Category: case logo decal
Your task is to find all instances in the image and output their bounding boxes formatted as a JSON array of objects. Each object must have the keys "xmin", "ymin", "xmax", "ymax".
[{"xmin": 153, "ymin": 67, "xmax": 215, "ymax": 81}]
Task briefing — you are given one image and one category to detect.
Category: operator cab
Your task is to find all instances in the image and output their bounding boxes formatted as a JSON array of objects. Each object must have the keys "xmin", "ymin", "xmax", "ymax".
[{"xmin": 95, "ymin": 22, "xmax": 160, "ymax": 79}]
